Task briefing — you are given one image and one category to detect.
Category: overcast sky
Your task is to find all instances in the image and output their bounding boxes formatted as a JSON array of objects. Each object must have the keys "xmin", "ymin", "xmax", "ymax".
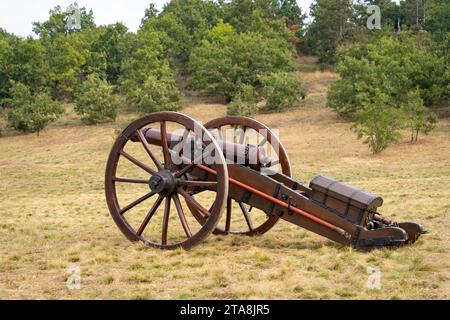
[{"xmin": 0, "ymin": 0, "xmax": 316, "ymax": 37}]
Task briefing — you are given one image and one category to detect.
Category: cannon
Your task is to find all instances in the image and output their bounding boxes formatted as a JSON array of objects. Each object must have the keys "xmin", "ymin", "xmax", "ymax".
[{"xmin": 105, "ymin": 111, "xmax": 426, "ymax": 250}]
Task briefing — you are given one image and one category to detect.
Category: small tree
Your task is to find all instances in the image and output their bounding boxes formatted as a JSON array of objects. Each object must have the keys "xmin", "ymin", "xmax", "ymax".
[
  {"xmin": 119, "ymin": 25, "xmax": 180, "ymax": 113},
  {"xmin": 259, "ymin": 72, "xmax": 305, "ymax": 112},
  {"xmin": 227, "ymin": 84, "xmax": 258, "ymax": 117},
  {"xmin": 75, "ymin": 74, "xmax": 118, "ymax": 124},
  {"xmin": 188, "ymin": 21, "xmax": 295, "ymax": 101},
  {"xmin": 352, "ymin": 95, "xmax": 404, "ymax": 154},
  {"xmin": 6, "ymin": 81, "xmax": 64, "ymax": 135},
  {"xmin": 131, "ymin": 75, "xmax": 180, "ymax": 114},
  {"xmin": 401, "ymin": 90, "xmax": 437, "ymax": 143}
]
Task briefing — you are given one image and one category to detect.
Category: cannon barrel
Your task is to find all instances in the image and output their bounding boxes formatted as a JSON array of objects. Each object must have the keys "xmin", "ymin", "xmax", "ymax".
[{"xmin": 132, "ymin": 128, "xmax": 272, "ymax": 167}]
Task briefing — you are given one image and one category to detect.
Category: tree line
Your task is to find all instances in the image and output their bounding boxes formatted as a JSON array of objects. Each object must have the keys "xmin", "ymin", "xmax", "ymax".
[
  {"xmin": 0, "ymin": 0, "xmax": 448, "ymax": 154},
  {"xmin": 0, "ymin": 0, "xmax": 307, "ymax": 134}
]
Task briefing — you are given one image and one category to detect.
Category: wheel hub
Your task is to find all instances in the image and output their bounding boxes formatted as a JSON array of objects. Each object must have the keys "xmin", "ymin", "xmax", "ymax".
[{"xmin": 149, "ymin": 170, "xmax": 177, "ymax": 195}]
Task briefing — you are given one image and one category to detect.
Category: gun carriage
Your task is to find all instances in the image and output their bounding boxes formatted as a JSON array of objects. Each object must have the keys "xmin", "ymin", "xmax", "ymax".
[{"xmin": 105, "ymin": 112, "xmax": 425, "ymax": 250}]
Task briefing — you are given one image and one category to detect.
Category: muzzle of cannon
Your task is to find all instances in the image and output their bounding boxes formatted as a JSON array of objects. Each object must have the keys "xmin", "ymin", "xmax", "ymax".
[{"xmin": 105, "ymin": 111, "xmax": 426, "ymax": 250}]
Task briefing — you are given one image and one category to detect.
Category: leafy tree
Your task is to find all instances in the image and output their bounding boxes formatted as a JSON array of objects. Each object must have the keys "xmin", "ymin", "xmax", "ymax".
[
  {"xmin": 0, "ymin": 37, "xmax": 49, "ymax": 98},
  {"xmin": 131, "ymin": 75, "xmax": 181, "ymax": 114},
  {"xmin": 401, "ymin": 0, "xmax": 426, "ymax": 27},
  {"xmin": 90, "ymin": 23, "xmax": 133, "ymax": 83},
  {"xmin": 220, "ymin": 0, "xmax": 256, "ymax": 33},
  {"xmin": 279, "ymin": 0, "xmax": 306, "ymax": 26},
  {"xmin": 259, "ymin": 72, "xmax": 305, "ymax": 111},
  {"xmin": 30, "ymin": 4, "xmax": 106, "ymax": 99},
  {"xmin": 222, "ymin": 0, "xmax": 280, "ymax": 33},
  {"xmin": 424, "ymin": 0, "xmax": 450, "ymax": 34},
  {"xmin": 188, "ymin": 21, "xmax": 294, "ymax": 100},
  {"xmin": 328, "ymin": 34, "xmax": 448, "ymax": 118},
  {"xmin": 5, "ymin": 82, "xmax": 64, "ymax": 135},
  {"xmin": 143, "ymin": 0, "xmax": 222, "ymax": 62},
  {"xmin": 141, "ymin": 3, "xmax": 159, "ymax": 27},
  {"xmin": 245, "ymin": 8, "xmax": 290, "ymax": 39},
  {"xmin": 352, "ymin": 95, "xmax": 405, "ymax": 154},
  {"xmin": 0, "ymin": 33, "xmax": 12, "ymax": 99},
  {"xmin": 120, "ymin": 26, "xmax": 180, "ymax": 112},
  {"xmin": 74, "ymin": 74, "xmax": 118, "ymax": 124},
  {"xmin": 278, "ymin": 0, "xmax": 307, "ymax": 47},
  {"xmin": 46, "ymin": 34, "xmax": 87, "ymax": 99},
  {"xmin": 221, "ymin": 0, "xmax": 304, "ymax": 46},
  {"xmin": 423, "ymin": 0, "xmax": 450, "ymax": 58},
  {"xmin": 148, "ymin": 12, "xmax": 192, "ymax": 64},
  {"xmin": 401, "ymin": 89, "xmax": 437, "ymax": 142},
  {"xmin": 227, "ymin": 84, "xmax": 258, "ymax": 117},
  {"xmin": 120, "ymin": 26, "xmax": 170, "ymax": 88},
  {"xmin": 188, "ymin": 21, "xmax": 238, "ymax": 99},
  {"xmin": 306, "ymin": 0, "xmax": 357, "ymax": 65},
  {"xmin": 33, "ymin": 4, "xmax": 95, "ymax": 40}
]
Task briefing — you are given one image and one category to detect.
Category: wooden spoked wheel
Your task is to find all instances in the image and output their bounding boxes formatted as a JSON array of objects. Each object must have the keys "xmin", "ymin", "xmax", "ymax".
[
  {"xmin": 105, "ymin": 112, "xmax": 228, "ymax": 250},
  {"xmin": 187, "ymin": 116, "xmax": 292, "ymax": 236}
]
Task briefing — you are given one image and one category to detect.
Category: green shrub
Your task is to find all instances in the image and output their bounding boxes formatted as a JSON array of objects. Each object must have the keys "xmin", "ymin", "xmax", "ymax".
[
  {"xmin": 130, "ymin": 75, "xmax": 180, "ymax": 114},
  {"xmin": 188, "ymin": 21, "xmax": 295, "ymax": 101},
  {"xmin": 260, "ymin": 72, "xmax": 305, "ymax": 112},
  {"xmin": 401, "ymin": 90, "xmax": 437, "ymax": 143},
  {"xmin": 227, "ymin": 84, "xmax": 258, "ymax": 117},
  {"xmin": 119, "ymin": 25, "xmax": 180, "ymax": 113},
  {"xmin": 6, "ymin": 81, "xmax": 64, "ymax": 135},
  {"xmin": 328, "ymin": 34, "xmax": 448, "ymax": 118},
  {"xmin": 352, "ymin": 94, "xmax": 404, "ymax": 154},
  {"xmin": 74, "ymin": 74, "xmax": 118, "ymax": 124}
]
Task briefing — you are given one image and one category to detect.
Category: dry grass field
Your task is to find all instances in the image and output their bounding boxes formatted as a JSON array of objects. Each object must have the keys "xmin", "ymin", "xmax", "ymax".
[{"xmin": 0, "ymin": 57, "xmax": 449, "ymax": 299}]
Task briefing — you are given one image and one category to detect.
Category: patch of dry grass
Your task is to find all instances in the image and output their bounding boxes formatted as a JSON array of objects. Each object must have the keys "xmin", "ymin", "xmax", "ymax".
[{"xmin": 0, "ymin": 60, "xmax": 449, "ymax": 299}]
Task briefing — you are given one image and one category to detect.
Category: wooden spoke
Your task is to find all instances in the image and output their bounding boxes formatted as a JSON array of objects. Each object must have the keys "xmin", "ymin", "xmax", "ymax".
[
  {"xmin": 120, "ymin": 191, "xmax": 156, "ymax": 215},
  {"xmin": 161, "ymin": 196, "xmax": 171, "ymax": 245},
  {"xmin": 178, "ymin": 180, "xmax": 218, "ymax": 188},
  {"xmin": 113, "ymin": 177, "xmax": 149, "ymax": 184},
  {"xmin": 172, "ymin": 193, "xmax": 192, "ymax": 238},
  {"xmin": 120, "ymin": 150, "xmax": 156, "ymax": 175},
  {"xmin": 175, "ymin": 163, "xmax": 195, "ymax": 178},
  {"xmin": 225, "ymin": 198, "xmax": 232, "ymax": 232},
  {"xmin": 137, "ymin": 195, "xmax": 164, "ymax": 236},
  {"xmin": 173, "ymin": 126, "xmax": 215, "ymax": 178},
  {"xmin": 160, "ymin": 121, "xmax": 170, "ymax": 168},
  {"xmin": 137, "ymin": 129, "xmax": 163, "ymax": 170},
  {"xmin": 178, "ymin": 188, "xmax": 211, "ymax": 218},
  {"xmin": 238, "ymin": 202, "xmax": 253, "ymax": 231},
  {"xmin": 208, "ymin": 201, "xmax": 215, "ymax": 213},
  {"xmin": 174, "ymin": 150, "xmax": 207, "ymax": 178}
]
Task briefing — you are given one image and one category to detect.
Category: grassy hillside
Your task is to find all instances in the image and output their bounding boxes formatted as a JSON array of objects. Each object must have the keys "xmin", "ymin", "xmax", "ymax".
[{"xmin": 0, "ymin": 57, "xmax": 449, "ymax": 299}]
